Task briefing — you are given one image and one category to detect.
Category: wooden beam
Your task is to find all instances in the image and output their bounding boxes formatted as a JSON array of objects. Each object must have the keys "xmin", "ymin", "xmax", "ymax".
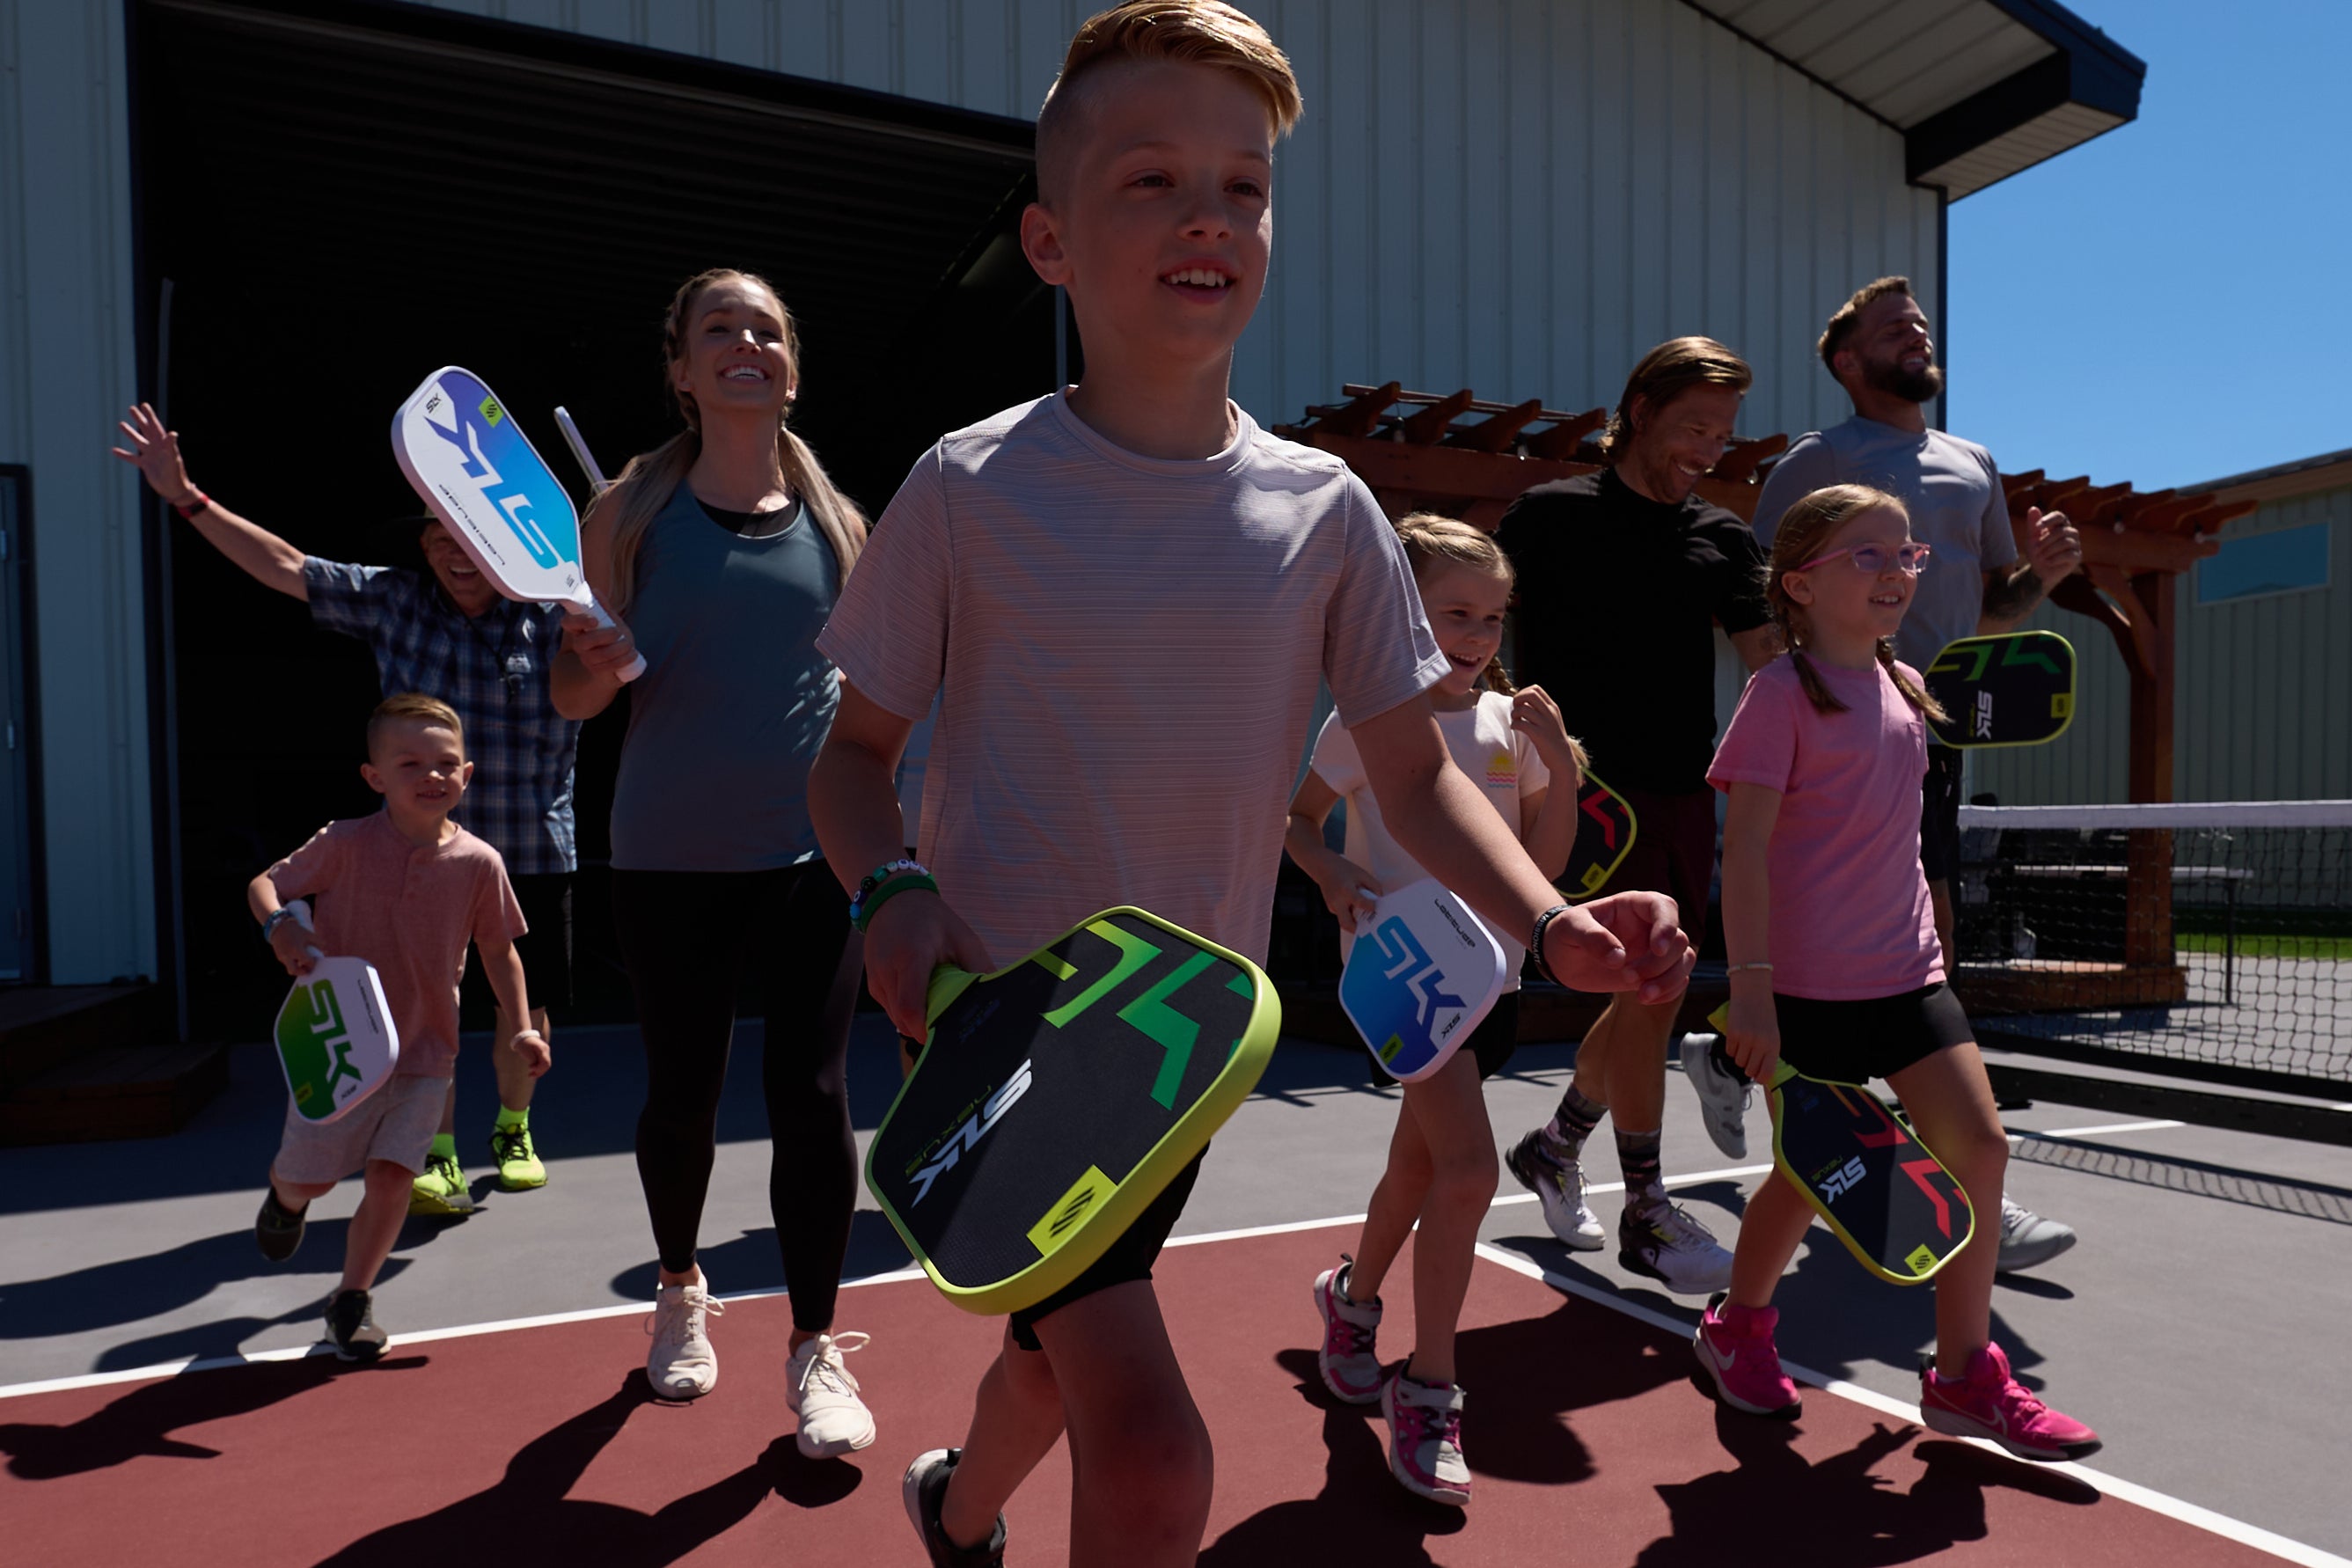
[
  {"xmin": 1446, "ymin": 398, "xmax": 1544, "ymax": 452},
  {"xmin": 1400, "ymin": 389, "xmax": 1476, "ymax": 445},
  {"xmin": 2124, "ymin": 569, "xmax": 2177, "ymax": 964},
  {"xmin": 1305, "ymin": 381, "xmax": 1398, "ymax": 439},
  {"xmin": 1522, "ymin": 409, "xmax": 1608, "ymax": 459},
  {"xmin": 1711, "ymin": 433, "xmax": 1787, "ymax": 485}
]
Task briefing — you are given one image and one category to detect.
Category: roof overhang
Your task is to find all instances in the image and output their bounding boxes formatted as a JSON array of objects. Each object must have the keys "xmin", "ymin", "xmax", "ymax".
[{"xmin": 1685, "ymin": 0, "xmax": 2145, "ymax": 199}]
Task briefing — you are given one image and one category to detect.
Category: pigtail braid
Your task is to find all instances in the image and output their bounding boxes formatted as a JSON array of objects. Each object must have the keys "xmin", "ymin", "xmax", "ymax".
[{"xmin": 1877, "ymin": 637, "xmax": 1949, "ymax": 724}]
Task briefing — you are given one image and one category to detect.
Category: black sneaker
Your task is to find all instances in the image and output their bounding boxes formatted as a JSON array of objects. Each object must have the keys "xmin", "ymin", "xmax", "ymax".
[
  {"xmin": 903, "ymin": 1448, "xmax": 1006, "ymax": 1566},
  {"xmin": 326, "ymin": 1289, "xmax": 389, "ymax": 1362},
  {"xmin": 255, "ymin": 1190, "xmax": 307, "ymax": 1262}
]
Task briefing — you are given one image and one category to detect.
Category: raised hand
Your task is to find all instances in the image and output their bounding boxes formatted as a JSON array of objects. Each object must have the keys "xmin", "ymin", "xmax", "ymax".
[
  {"xmin": 110, "ymin": 403, "xmax": 198, "ymax": 505},
  {"xmin": 2023, "ymin": 505, "xmax": 2082, "ymax": 585}
]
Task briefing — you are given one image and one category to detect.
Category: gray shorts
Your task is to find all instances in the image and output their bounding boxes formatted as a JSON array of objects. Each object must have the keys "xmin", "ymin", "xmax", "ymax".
[{"xmin": 272, "ymin": 1073, "xmax": 447, "ymax": 1185}]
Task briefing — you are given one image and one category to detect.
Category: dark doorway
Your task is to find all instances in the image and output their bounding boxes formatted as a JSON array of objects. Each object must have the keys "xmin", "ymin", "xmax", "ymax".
[{"xmin": 135, "ymin": 0, "xmax": 1055, "ymax": 1037}]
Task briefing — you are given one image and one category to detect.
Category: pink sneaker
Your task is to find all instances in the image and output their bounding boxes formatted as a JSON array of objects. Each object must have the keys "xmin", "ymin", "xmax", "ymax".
[
  {"xmin": 1381, "ymin": 1367, "xmax": 1471, "ymax": 1506},
  {"xmin": 1692, "ymin": 1293, "xmax": 1800, "ymax": 1418},
  {"xmin": 1920, "ymin": 1343, "xmax": 2101, "ymax": 1462},
  {"xmin": 1310, "ymin": 1258, "xmax": 1383, "ymax": 1405}
]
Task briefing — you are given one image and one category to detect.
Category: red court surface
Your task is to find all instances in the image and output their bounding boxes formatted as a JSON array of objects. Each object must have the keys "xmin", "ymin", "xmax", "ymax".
[{"xmin": 0, "ymin": 1222, "xmax": 2285, "ymax": 1566}]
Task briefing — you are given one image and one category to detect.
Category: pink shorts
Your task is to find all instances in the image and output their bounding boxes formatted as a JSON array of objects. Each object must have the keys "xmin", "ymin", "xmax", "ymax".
[{"xmin": 272, "ymin": 1073, "xmax": 447, "ymax": 1185}]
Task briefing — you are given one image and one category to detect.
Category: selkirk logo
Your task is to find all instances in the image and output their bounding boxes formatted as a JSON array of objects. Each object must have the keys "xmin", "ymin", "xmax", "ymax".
[
  {"xmin": 1818, "ymin": 1154, "xmax": 1869, "ymax": 1203},
  {"xmin": 907, "ymin": 1059, "xmax": 1033, "ymax": 1206}
]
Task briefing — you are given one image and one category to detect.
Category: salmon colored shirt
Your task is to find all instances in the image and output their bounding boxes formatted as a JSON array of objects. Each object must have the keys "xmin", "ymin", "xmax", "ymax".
[{"xmin": 267, "ymin": 813, "xmax": 527, "ymax": 1078}]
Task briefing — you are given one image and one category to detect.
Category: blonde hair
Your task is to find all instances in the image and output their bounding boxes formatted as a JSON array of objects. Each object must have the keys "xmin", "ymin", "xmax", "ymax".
[
  {"xmin": 1036, "ymin": 2, "xmax": 1303, "ymax": 205},
  {"xmin": 1762, "ymin": 485, "xmax": 1947, "ymax": 722},
  {"xmin": 1394, "ymin": 513, "xmax": 1579, "ymax": 747},
  {"xmin": 593, "ymin": 269, "xmax": 867, "ymax": 616},
  {"xmin": 1597, "ymin": 336, "xmax": 1753, "ymax": 463},
  {"xmin": 1818, "ymin": 276, "xmax": 1915, "ymax": 378},
  {"xmin": 368, "ymin": 692, "xmax": 464, "ymax": 756}
]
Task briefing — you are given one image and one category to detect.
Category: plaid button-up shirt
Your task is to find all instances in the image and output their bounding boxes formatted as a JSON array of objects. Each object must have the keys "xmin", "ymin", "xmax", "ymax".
[{"xmin": 305, "ymin": 559, "xmax": 580, "ymax": 875}]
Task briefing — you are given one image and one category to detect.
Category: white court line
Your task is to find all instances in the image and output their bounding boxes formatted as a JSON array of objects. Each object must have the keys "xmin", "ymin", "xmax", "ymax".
[
  {"xmin": 2020, "ymin": 1119, "xmax": 2187, "ymax": 1139},
  {"xmin": 1471, "ymin": 1243, "xmax": 2351, "ymax": 1568}
]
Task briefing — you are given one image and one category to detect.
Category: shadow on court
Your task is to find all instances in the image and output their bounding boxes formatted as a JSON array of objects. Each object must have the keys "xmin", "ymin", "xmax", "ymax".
[
  {"xmin": 1637, "ymin": 1418, "xmax": 2096, "ymax": 1566},
  {"xmin": 0, "ymin": 1352, "xmax": 426, "ymax": 1480},
  {"xmin": 603, "ymin": 1210, "xmax": 913, "ymax": 1303},
  {"xmin": 311, "ymin": 1372, "xmax": 846, "ymax": 1567}
]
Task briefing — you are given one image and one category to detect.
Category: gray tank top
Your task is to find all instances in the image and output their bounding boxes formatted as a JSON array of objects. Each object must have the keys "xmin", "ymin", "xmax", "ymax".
[{"xmin": 610, "ymin": 481, "xmax": 841, "ymax": 871}]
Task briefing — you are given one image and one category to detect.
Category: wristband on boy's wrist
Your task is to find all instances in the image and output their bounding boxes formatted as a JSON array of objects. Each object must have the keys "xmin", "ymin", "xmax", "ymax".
[
  {"xmin": 1727, "ymin": 962, "xmax": 1774, "ymax": 975},
  {"xmin": 849, "ymin": 858, "xmax": 930, "ymax": 926},
  {"xmin": 174, "ymin": 489, "xmax": 211, "ymax": 519},
  {"xmin": 511, "ymin": 1029, "xmax": 545, "ymax": 1045},
  {"xmin": 260, "ymin": 906, "xmax": 298, "ymax": 941},
  {"xmin": 1528, "ymin": 902, "xmax": 1572, "ymax": 985},
  {"xmin": 853, "ymin": 873, "xmax": 938, "ymax": 933}
]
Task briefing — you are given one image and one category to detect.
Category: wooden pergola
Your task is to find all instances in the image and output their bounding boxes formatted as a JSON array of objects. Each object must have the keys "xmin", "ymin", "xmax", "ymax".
[{"xmin": 1277, "ymin": 384, "xmax": 2258, "ymax": 1015}]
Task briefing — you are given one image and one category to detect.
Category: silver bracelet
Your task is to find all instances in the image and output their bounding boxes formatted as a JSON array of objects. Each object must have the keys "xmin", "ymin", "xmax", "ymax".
[{"xmin": 1727, "ymin": 961, "xmax": 1774, "ymax": 974}]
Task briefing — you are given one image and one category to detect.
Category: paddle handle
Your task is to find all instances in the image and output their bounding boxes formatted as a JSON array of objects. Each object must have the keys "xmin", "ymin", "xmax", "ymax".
[
  {"xmin": 553, "ymin": 407, "xmax": 610, "ymax": 494},
  {"xmin": 575, "ymin": 588, "xmax": 647, "ymax": 683},
  {"xmin": 282, "ymin": 899, "xmax": 326, "ymax": 966}
]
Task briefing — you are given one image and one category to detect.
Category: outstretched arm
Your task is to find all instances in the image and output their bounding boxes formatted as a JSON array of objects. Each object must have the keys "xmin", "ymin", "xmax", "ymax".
[
  {"xmin": 111, "ymin": 404, "xmax": 308, "ymax": 599},
  {"xmin": 1351, "ymin": 693, "xmax": 1691, "ymax": 1000}
]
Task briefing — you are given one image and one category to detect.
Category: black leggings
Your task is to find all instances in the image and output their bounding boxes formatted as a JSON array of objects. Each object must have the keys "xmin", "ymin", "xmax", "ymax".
[{"xmin": 612, "ymin": 862, "xmax": 862, "ymax": 1332}]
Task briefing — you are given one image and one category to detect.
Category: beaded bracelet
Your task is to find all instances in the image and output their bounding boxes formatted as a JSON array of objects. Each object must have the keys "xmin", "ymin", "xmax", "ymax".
[
  {"xmin": 854, "ymin": 872, "xmax": 939, "ymax": 933},
  {"xmin": 1727, "ymin": 962, "xmax": 1775, "ymax": 975},
  {"xmin": 850, "ymin": 858, "xmax": 928, "ymax": 925},
  {"xmin": 1528, "ymin": 902, "xmax": 1572, "ymax": 985}
]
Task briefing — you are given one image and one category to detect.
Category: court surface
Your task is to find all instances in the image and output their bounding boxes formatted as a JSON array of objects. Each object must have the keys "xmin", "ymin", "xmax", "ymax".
[{"xmin": 4, "ymin": 1015, "xmax": 2347, "ymax": 1565}]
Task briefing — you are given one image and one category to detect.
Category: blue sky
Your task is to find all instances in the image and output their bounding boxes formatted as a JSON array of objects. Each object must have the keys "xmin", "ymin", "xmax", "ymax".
[{"xmin": 1946, "ymin": 1, "xmax": 2351, "ymax": 491}]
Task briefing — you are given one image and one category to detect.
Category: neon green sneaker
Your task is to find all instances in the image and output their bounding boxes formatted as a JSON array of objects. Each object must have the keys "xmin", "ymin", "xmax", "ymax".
[
  {"xmin": 408, "ymin": 1151, "xmax": 475, "ymax": 1216},
  {"xmin": 489, "ymin": 1122, "xmax": 546, "ymax": 1191}
]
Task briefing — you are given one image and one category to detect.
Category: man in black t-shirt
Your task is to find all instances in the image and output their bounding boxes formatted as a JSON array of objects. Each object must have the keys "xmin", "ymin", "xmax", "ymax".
[{"xmin": 1498, "ymin": 337, "xmax": 1780, "ymax": 1296}]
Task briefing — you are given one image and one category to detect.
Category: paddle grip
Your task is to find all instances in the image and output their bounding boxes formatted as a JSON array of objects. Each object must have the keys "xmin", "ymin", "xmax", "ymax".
[
  {"xmin": 577, "ymin": 592, "xmax": 647, "ymax": 683},
  {"xmin": 553, "ymin": 407, "xmax": 611, "ymax": 494}
]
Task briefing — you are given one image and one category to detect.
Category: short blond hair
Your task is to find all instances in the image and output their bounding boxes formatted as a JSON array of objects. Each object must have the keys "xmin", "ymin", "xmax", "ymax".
[
  {"xmin": 367, "ymin": 692, "xmax": 464, "ymax": 758},
  {"xmin": 1036, "ymin": 2, "xmax": 1302, "ymax": 205}
]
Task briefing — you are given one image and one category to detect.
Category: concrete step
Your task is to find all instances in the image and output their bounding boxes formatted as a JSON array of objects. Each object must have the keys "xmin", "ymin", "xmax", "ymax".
[
  {"xmin": 0, "ymin": 984, "xmax": 172, "ymax": 1091},
  {"xmin": 0, "ymin": 1041, "xmax": 228, "ymax": 1146}
]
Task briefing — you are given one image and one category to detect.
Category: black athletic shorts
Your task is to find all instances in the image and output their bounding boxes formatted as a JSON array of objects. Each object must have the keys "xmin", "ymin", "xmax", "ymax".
[
  {"xmin": 1918, "ymin": 749, "xmax": 1966, "ymax": 884},
  {"xmin": 508, "ymin": 872, "xmax": 575, "ymax": 1014},
  {"xmin": 1584, "ymin": 785, "xmax": 1718, "ymax": 958},
  {"xmin": 1369, "ymin": 991, "xmax": 1520, "ymax": 1088},
  {"xmin": 1769, "ymin": 981, "xmax": 1973, "ymax": 1084},
  {"xmin": 1007, "ymin": 1149, "xmax": 1205, "ymax": 1352}
]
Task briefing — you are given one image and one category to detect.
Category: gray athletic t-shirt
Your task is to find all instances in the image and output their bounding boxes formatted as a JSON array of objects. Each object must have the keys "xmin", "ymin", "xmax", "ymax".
[
  {"xmin": 818, "ymin": 393, "xmax": 1447, "ymax": 967},
  {"xmin": 610, "ymin": 483, "xmax": 841, "ymax": 871},
  {"xmin": 1753, "ymin": 416, "xmax": 2018, "ymax": 672}
]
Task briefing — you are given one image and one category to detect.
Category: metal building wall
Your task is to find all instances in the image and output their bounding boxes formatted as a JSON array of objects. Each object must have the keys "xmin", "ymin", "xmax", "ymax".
[
  {"xmin": 407, "ymin": 0, "xmax": 1938, "ymax": 436},
  {"xmin": 1972, "ymin": 483, "xmax": 2352, "ymax": 805},
  {"xmin": 0, "ymin": 1, "xmax": 155, "ymax": 985}
]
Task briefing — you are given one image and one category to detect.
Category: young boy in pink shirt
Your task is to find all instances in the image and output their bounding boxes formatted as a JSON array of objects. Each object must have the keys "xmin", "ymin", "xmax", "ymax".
[
  {"xmin": 248, "ymin": 692, "xmax": 541, "ymax": 1360},
  {"xmin": 809, "ymin": 6, "xmax": 1693, "ymax": 1564}
]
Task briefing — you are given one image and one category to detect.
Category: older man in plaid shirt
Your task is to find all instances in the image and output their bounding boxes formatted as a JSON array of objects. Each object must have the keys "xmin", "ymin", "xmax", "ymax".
[{"xmin": 112, "ymin": 399, "xmax": 577, "ymax": 1213}]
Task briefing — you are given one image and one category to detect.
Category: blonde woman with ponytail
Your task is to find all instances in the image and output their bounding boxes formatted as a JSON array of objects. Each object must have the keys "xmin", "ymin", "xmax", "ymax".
[
  {"xmin": 1696, "ymin": 484, "xmax": 2101, "ymax": 1462},
  {"xmin": 553, "ymin": 269, "xmax": 879, "ymax": 1452}
]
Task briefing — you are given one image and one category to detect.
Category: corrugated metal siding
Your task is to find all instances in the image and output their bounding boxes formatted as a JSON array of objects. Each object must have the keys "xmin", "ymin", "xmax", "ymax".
[
  {"xmin": 1971, "ymin": 486, "xmax": 2352, "ymax": 806},
  {"xmin": 0, "ymin": 0, "xmax": 154, "ymax": 984},
  {"xmin": 409, "ymin": 0, "xmax": 1938, "ymax": 438}
]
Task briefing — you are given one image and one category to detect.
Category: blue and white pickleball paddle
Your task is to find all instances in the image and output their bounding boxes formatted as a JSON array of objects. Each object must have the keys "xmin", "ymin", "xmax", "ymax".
[
  {"xmin": 392, "ymin": 367, "xmax": 645, "ymax": 680},
  {"xmin": 1337, "ymin": 878, "xmax": 1508, "ymax": 1082}
]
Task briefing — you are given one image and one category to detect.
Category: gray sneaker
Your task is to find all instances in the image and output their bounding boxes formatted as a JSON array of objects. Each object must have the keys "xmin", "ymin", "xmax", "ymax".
[
  {"xmin": 905, "ymin": 1448, "xmax": 1006, "ymax": 1566},
  {"xmin": 1995, "ymin": 1198, "xmax": 2077, "ymax": 1273},
  {"xmin": 1619, "ymin": 1201, "xmax": 1735, "ymax": 1295},
  {"xmin": 1680, "ymin": 1033, "xmax": 1752, "ymax": 1160},
  {"xmin": 325, "ymin": 1288, "xmax": 387, "ymax": 1362},
  {"xmin": 1506, "ymin": 1130, "xmax": 1604, "ymax": 1250}
]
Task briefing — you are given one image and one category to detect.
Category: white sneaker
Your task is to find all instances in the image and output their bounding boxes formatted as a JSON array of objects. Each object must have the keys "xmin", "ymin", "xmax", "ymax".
[
  {"xmin": 1680, "ymin": 1033, "xmax": 1751, "ymax": 1160},
  {"xmin": 1619, "ymin": 1200, "xmax": 1735, "ymax": 1295},
  {"xmin": 1505, "ymin": 1130, "xmax": 1605, "ymax": 1250},
  {"xmin": 1995, "ymin": 1198, "xmax": 2077, "ymax": 1273},
  {"xmin": 646, "ymin": 1277, "xmax": 723, "ymax": 1398},
  {"xmin": 787, "ymin": 1330, "xmax": 876, "ymax": 1457}
]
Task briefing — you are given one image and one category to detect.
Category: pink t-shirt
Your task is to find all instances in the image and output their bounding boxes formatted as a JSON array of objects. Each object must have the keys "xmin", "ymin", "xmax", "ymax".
[
  {"xmin": 1707, "ymin": 656, "xmax": 1941, "ymax": 1000},
  {"xmin": 267, "ymin": 813, "xmax": 528, "ymax": 1078}
]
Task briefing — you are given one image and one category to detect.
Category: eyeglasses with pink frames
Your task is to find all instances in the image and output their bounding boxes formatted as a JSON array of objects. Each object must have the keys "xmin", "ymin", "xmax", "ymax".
[{"xmin": 1793, "ymin": 541, "xmax": 1933, "ymax": 575}]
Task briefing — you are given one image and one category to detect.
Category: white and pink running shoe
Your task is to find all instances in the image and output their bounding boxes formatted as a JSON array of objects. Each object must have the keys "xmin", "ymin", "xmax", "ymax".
[
  {"xmin": 1692, "ymin": 1293, "xmax": 1800, "ymax": 1418},
  {"xmin": 1310, "ymin": 1258, "xmax": 1384, "ymax": 1405},
  {"xmin": 1382, "ymin": 1367, "xmax": 1471, "ymax": 1506},
  {"xmin": 1920, "ymin": 1342, "xmax": 2101, "ymax": 1462}
]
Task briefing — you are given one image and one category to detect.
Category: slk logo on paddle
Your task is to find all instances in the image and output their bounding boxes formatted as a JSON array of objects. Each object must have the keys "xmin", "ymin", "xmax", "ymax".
[{"xmin": 906, "ymin": 1059, "xmax": 1034, "ymax": 1206}]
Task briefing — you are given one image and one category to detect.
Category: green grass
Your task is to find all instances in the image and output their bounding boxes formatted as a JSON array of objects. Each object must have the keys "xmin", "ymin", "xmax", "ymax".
[{"xmin": 2176, "ymin": 932, "xmax": 2352, "ymax": 961}]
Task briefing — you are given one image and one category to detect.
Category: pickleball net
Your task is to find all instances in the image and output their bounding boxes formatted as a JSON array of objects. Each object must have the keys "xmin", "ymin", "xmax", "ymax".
[{"xmin": 1953, "ymin": 801, "xmax": 2352, "ymax": 1095}]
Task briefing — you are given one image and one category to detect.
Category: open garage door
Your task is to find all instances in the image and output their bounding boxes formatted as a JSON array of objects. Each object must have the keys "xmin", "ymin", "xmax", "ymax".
[{"xmin": 135, "ymin": 0, "xmax": 1055, "ymax": 1035}]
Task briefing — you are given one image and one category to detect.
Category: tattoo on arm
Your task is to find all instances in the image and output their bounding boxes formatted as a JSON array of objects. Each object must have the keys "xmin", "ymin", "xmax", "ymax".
[{"xmin": 1982, "ymin": 564, "xmax": 2046, "ymax": 626}]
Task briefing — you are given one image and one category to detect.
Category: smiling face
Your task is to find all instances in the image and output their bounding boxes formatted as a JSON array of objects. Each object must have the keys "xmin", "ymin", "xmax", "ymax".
[
  {"xmin": 1842, "ymin": 291, "xmax": 1944, "ymax": 405},
  {"xmin": 672, "ymin": 276, "xmax": 798, "ymax": 424},
  {"xmin": 1416, "ymin": 560, "xmax": 1513, "ymax": 701},
  {"xmin": 1620, "ymin": 383, "xmax": 1743, "ymax": 505},
  {"xmin": 1783, "ymin": 504, "xmax": 1918, "ymax": 645},
  {"xmin": 362, "ymin": 718, "xmax": 472, "ymax": 824},
  {"xmin": 418, "ymin": 521, "xmax": 498, "ymax": 617},
  {"xmin": 1021, "ymin": 57, "xmax": 1274, "ymax": 378}
]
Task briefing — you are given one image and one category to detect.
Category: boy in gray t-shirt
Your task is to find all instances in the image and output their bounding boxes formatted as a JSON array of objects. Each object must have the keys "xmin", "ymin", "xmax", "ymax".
[{"xmin": 809, "ymin": 9, "xmax": 1694, "ymax": 1565}]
